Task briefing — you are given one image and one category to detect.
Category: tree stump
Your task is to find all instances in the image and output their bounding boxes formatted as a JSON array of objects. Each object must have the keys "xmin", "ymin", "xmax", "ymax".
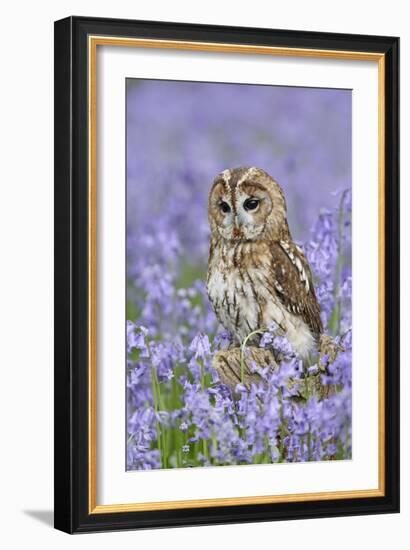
[
  {"xmin": 212, "ymin": 335, "xmax": 344, "ymax": 401},
  {"xmin": 212, "ymin": 346, "xmax": 277, "ymax": 391}
]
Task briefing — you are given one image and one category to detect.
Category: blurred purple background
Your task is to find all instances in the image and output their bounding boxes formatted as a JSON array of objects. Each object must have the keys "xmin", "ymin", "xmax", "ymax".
[{"xmin": 127, "ymin": 79, "xmax": 351, "ymax": 274}]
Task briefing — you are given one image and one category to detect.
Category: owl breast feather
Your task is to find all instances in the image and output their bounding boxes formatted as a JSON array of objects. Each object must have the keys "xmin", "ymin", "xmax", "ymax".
[{"xmin": 206, "ymin": 239, "xmax": 316, "ymax": 357}]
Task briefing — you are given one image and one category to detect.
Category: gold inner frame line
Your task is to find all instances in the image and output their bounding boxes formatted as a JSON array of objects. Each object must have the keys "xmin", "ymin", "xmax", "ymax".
[{"xmin": 88, "ymin": 35, "xmax": 386, "ymax": 514}]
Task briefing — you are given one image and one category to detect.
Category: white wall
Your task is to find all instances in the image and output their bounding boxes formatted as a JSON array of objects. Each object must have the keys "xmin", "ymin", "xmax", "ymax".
[{"xmin": 0, "ymin": 0, "xmax": 407, "ymax": 546}]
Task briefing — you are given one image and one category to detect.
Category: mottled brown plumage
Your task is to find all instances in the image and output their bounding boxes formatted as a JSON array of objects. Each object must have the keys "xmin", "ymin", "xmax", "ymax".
[{"xmin": 206, "ymin": 167, "xmax": 323, "ymax": 357}]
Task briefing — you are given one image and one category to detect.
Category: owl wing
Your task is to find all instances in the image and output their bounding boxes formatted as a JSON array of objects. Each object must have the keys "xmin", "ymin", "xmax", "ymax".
[{"xmin": 270, "ymin": 240, "xmax": 323, "ymax": 337}]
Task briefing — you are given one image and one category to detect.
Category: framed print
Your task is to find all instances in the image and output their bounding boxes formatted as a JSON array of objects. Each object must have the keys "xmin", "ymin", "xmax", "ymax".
[{"xmin": 54, "ymin": 16, "xmax": 400, "ymax": 533}]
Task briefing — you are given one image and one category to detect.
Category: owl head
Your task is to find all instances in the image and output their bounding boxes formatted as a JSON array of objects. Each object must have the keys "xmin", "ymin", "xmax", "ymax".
[{"xmin": 208, "ymin": 167, "xmax": 289, "ymax": 242}]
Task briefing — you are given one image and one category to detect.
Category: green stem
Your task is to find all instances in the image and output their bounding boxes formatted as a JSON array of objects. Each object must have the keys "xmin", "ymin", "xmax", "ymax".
[
  {"xmin": 307, "ymin": 428, "xmax": 311, "ymax": 461},
  {"xmin": 200, "ymin": 358, "xmax": 205, "ymax": 391},
  {"xmin": 240, "ymin": 328, "xmax": 266, "ymax": 384},
  {"xmin": 202, "ymin": 438, "xmax": 209, "ymax": 463},
  {"xmin": 156, "ymin": 371, "xmax": 169, "ymax": 468},
  {"xmin": 278, "ymin": 388, "xmax": 286, "ymax": 462},
  {"xmin": 147, "ymin": 339, "xmax": 166, "ymax": 467},
  {"xmin": 330, "ymin": 190, "xmax": 348, "ymax": 336},
  {"xmin": 199, "ymin": 358, "xmax": 210, "ymax": 463},
  {"xmin": 151, "ymin": 364, "xmax": 162, "ymax": 465}
]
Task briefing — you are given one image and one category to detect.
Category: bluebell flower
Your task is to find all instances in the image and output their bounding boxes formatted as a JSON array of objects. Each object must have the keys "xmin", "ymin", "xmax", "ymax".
[{"xmin": 189, "ymin": 333, "xmax": 211, "ymax": 360}]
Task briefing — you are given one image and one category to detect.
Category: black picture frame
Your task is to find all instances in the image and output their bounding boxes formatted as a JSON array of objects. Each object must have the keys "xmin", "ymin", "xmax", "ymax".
[{"xmin": 54, "ymin": 15, "xmax": 400, "ymax": 534}]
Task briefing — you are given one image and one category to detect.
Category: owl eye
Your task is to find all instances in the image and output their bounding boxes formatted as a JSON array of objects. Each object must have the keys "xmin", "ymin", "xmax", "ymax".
[
  {"xmin": 219, "ymin": 201, "xmax": 231, "ymax": 213},
  {"xmin": 243, "ymin": 198, "xmax": 260, "ymax": 211}
]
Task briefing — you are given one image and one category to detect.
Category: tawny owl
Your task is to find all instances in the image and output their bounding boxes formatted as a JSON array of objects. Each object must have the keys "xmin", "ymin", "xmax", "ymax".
[{"xmin": 206, "ymin": 166, "xmax": 323, "ymax": 358}]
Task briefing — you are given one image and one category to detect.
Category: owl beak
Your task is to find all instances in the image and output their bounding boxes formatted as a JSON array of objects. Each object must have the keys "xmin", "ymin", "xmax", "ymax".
[{"xmin": 233, "ymin": 216, "xmax": 242, "ymax": 238}]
